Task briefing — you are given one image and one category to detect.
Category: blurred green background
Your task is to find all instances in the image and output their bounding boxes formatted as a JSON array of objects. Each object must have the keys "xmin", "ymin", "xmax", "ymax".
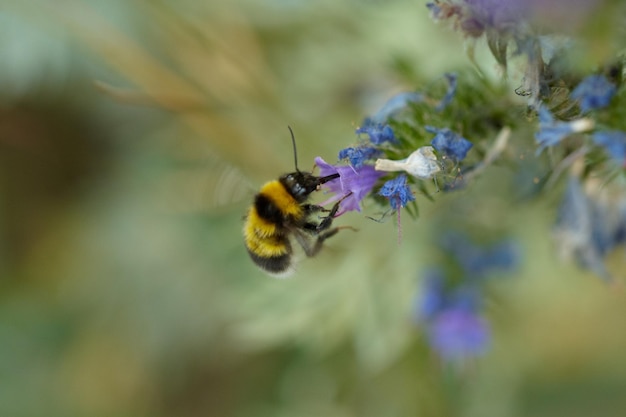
[{"xmin": 2, "ymin": 1, "xmax": 626, "ymax": 416}]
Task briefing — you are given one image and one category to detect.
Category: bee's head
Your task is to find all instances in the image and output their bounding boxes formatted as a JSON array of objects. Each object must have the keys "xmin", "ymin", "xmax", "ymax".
[
  {"xmin": 280, "ymin": 171, "xmax": 340, "ymax": 202},
  {"xmin": 279, "ymin": 126, "xmax": 340, "ymax": 202}
]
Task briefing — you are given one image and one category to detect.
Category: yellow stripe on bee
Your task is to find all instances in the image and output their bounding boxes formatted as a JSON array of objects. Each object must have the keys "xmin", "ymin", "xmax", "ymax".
[
  {"xmin": 259, "ymin": 180, "xmax": 302, "ymax": 217},
  {"xmin": 247, "ymin": 235, "xmax": 289, "ymax": 257},
  {"xmin": 244, "ymin": 206, "xmax": 289, "ymax": 257},
  {"xmin": 245, "ymin": 206, "xmax": 276, "ymax": 238}
]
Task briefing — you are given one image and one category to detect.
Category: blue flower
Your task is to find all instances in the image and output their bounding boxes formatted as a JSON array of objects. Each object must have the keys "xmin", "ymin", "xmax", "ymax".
[
  {"xmin": 315, "ymin": 157, "xmax": 384, "ymax": 216},
  {"xmin": 427, "ymin": 308, "xmax": 490, "ymax": 362},
  {"xmin": 338, "ymin": 146, "xmax": 382, "ymax": 168},
  {"xmin": 436, "ymin": 72, "xmax": 458, "ymax": 111},
  {"xmin": 592, "ymin": 131, "xmax": 626, "ymax": 167},
  {"xmin": 535, "ymin": 107, "xmax": 594, "ymax": 154},
  {"xmin": 356, "ymin": 118, "xmax": 397, "ymax": 145},
  {"xmin": 426, "ymin": 126, "xmax": 473, "ymax": 161},
  {"xmin": 571, "ymin": 74, "xmax": 616, "ymax": 112},
  {"xmin": 378, "ymin": 174, "xmax": 415, "ymax": 210}
]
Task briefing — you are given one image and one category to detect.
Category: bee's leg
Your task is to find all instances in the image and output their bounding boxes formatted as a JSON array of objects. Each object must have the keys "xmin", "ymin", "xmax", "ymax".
[
  {"xmin": 293, "ymin": 230, "xmax": 320, "ymax": 257},
  {"xmin": 293, "ymin": 227, "xmax": 336, "ymax": 257},
  {"xmin": 314, "ymin": 195, "xmax": 344, "ymax": 231},
  {"xmin": 302, "ymin": 191, "xmax": 355, "ymax": 219},
  {"xmin": 298, "ymin": 207, "xmax": 357, "ymax": 259},
  {"xmin": 296, "ymin": 225, "xmax": 357, "ymax": 257},
  {"xmin": 301, "ymin": 204, "xmax": 330, "ymax": 215}
]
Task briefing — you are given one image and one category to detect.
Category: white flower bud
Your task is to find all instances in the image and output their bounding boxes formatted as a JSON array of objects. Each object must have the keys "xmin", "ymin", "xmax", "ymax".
[{"xmin": 375, "ymin": 146, "xmax": 441, "ymax": 180}]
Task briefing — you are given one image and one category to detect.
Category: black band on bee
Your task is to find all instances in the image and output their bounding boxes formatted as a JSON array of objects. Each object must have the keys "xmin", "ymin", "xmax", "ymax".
[
  {"xmin": 254, "ymin": 194, "xmax": 283, "ymax": 223},
  {"xmin": 247, "ymin": 249, "xmax": 292, "ymax": 275}
]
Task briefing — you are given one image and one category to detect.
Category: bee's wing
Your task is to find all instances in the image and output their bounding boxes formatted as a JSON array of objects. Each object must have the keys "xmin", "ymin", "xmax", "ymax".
[{"xmin": 158, "ymin": 152, "xmax": 254, "ymax": 214}]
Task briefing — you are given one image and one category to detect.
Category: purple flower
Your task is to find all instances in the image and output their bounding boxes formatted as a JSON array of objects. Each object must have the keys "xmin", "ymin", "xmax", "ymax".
[
  {"xmin": 427, "ymin": 308, "xmax": 491, "ymax": 362},
  {"xmin": 535, "ymin": 107, "xmax": 594, "ymax": 154},
  {"xmin": 315, "ymin": 157, "xmax": 384, "ymax": 216},
  {"xmin": 378, "ymin": 174, "xmax": 415, "ymax": 210},
  {"xmin": 427, "ymin": 0, "xmax": 527, "ymax": 37},
  {"xmin": 436, "ymin": 72, "xmax": 458, "ymax": 111},
  {"xmin": 426, "ymin": 126, "xmax": 473, "ymax": 161},
  {"xmin": 338, "ymin": 146, "xmax": 382, "ymax": 168},
  {"xmin": 463, "ymin": 0, "xmax": 528, "ymax": 31},
  {"xmin": 571, "ymin": 74, "xmax": 616, "ymax": 112},
  {"xmin": 356, "ymin": 118, "xmax": 397, "ymax": 145},
  {"xmin": 592, "ymin": 131, "xmax": 626, "ymax": 167}
]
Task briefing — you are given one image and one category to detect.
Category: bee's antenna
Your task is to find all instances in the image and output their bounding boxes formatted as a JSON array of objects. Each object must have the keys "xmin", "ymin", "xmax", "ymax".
[{"xmin": 287, "ymin": 125, "xmax": 300, "ymax": 172}]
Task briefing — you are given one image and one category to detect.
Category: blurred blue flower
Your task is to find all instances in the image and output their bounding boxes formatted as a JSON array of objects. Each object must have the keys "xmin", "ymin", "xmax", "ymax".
[
  {"xmin": 356, "ymin": 118, "xmax": 397, "ymax": 145},
  {"xmin": 414, "ymin": 232, "xmax": 518, "ymax": 362},
  {"xmin": 338, "ymin": 146, "xmax": 382, "ymax": 169},
  {"xmin": 378, "ymin": 174, "xmax": 415, "ymax": 210},
  {"xmin": 416, "ymin": 269, "xmax": 482, "ymax": 321},
  {"xmin": 535, "ymin": 107, "xmax": 594, "ymax": 154},
  {"xmin": 315, "ymin": 156, "xmax": 384, "ymax": 216},
  {"xmin": 416, "ymin": 268, "xmax": 447, "ymax": 321},
  {"xmin": 592, "ymin": 131, "xmax": 626, "ymax": 167},
  {"xmin": 427, "ymin": 308, "xmax": 490, "ymax": 362},
  {"xmin": 439, "ymin": 233, "xmax": 520, "ymax": 279},
  {"xmin": 370, "ymin": 92, "xmax": 424, "ymax": 124},
  {"xmin": 571, "ymin": 74, "xmax": 616, "ymax": 112},
  {"xmin": 426, "ymin": 2, "xmax": 444, "ymax": 19},
  {"xmin": 553, "ymin": 176, "xmax": 626, "ymax": 281},
  {"xmin": 415, "ymin": 267, "xmax": 490, "ymax": 362},
  {"xmin": 426, "ymin": 126, "xmax": 473, "ymax": 161},
  {"xmin": 436, "ymin": 72, "xmax": 458, "ymax": 111}
]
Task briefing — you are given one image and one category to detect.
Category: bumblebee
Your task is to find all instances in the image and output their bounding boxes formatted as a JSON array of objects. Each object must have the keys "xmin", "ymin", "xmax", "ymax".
[{"xmin": 243, "ymin": 127, "xmax": 349, "ymax": 277}]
